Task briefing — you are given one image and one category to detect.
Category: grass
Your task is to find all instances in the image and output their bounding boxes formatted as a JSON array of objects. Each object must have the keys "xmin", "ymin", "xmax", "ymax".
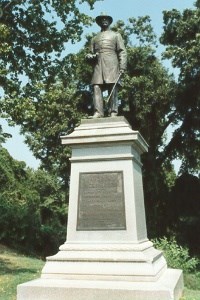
[
  {"xmin": 181, "ymin": 273, "xmax": 200, "ymax": 300},
  {"xmin": 182, "ymin": 289, "xmax": 200, "ymax": 300},
  {"xmin": 0, "ymin": 244, "xmax": 44, "ymax": 300},
  {"xmin": 0, "ymin": 244, "xmax": 200, "ymax": 300}
]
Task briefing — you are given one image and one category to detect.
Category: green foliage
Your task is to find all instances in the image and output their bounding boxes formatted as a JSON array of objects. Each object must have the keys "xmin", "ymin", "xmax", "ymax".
[
  {"xmin": 167, "ymin": 173, "xmax": 200, "ymax": 255},
  {"xmin": 161, "ymin": 6, "xmax": 200, "ymax": 78},
  {"xmin": 0, "ymin": 147, "xmax": 67, "ymax": 257},
  {"xmin": 153, "ymin": 237, "xmax": 199, "ymax": 273},
  {"xmin": 160, "ymin": 2, "xmax": 200, "ymax": 173},
  {"xmin": 111, "ymin": 18, "xmax": 178, "ymax": 237},
  {"xmin": 0, "ymin": 0, "xmax": 98, "ymax": 93},
  {"xmin": 0, "ymin": 0, "xmax": 100, "ymax": 257},
  {"xmin": 127, "ymin": 16, "xmax": 157, "ymax": 46},
  {"xmin": 0, "ymin": 0, "xmax": 100, "ymax": 181},
  {"xmin": 2, "ymin": 81, "xmax": 86, "ymax": 181},
  {"xmin": 0, "ymin": 3, "xmax": 199, "ymax": 257},
  {"xmin": 0, "ymin": 125, "xmax": 11, "ymax": 144},
  {"xmin": 0, "ymin": 0, "xmax": 100, "ymax": 178},
  {"xmin": 1, "ymin": 15, "xmax": 179, "ymax": 238}
]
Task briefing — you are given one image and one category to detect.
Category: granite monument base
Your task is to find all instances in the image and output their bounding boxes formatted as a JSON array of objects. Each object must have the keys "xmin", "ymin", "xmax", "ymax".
[
  {"xmin": 18, "ymin": 268, "xmax": 183, "ymax": 300},
  {"xmin": 17, "ymin": 117, "xmax": 183, "ymax": 299}
]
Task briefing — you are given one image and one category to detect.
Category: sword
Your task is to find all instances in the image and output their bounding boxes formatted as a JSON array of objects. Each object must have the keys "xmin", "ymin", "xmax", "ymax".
[{"xmin": 106, "ymin": 72, "xmax": 122, "ymax": 104}]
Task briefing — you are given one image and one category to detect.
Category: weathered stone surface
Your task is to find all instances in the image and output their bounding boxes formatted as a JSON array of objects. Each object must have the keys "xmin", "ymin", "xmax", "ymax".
[{"xmin": 18, "ymin": 269, "xmax": 183, "ymax": 300}]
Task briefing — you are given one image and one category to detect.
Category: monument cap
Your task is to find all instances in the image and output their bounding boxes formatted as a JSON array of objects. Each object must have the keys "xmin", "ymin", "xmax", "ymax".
[{"xmin": 95, "ymin": 13, "xmax": 113, "ymax": 26}]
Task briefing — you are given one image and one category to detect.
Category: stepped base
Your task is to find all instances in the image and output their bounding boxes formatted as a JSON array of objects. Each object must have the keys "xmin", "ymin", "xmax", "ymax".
[
  {"xmin": 17, "ymin": 268, "xmax": 183, "ymax": 300},
  {"xmin": 40, "ymin": 241, "xmax": 167, "ymax": 282}
]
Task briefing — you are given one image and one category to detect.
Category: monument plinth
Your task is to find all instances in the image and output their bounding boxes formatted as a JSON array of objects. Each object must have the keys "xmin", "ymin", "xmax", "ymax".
[{"xmin": 17, "ymin": 117, "xmax": 183, "ymax": 300}]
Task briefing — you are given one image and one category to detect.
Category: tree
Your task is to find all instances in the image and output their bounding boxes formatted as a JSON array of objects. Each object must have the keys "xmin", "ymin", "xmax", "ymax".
[
  {"xmin": 0, "ymin": 0, "xmax": 100, "ymax": 129},
  {"xmin": 168, "ymin": 173, "xmax": 200, "ymax": 255},
  {"xmin": 2, "ymin": 6, "xmax": 198, "ymax": 243},
  {"xmin": 0, "ymin": 145, "xmax": 67, "ymax": 256},
  {"xmin": 2, "ymin": 16, "xmax": 180, "ymax": 237},
  {"xmin": 0, "ymin": 0, "xmax": 101, "ymax": 178},
  {"xmin": 160, "ymin": 1, "xmax": 200, "ymax": 173},
  {"xmin": 0, "ymin": 0, "xmax": 99, "ymax": 95},
  {"xmin": 114, "ymin": 18, "xmax": 178, "ymax": 236}
]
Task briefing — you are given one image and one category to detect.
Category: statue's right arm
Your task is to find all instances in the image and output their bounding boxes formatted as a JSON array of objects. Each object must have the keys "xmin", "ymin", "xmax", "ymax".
[{"xmin": 86, "ymin": 38, "xmax": 98, "ymax": 61}]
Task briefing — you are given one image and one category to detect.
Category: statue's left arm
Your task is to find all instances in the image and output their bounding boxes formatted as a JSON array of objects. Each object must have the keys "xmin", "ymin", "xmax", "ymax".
[{"xmin": 116, "ymin": 33, "xmax": 127, "ymax": 72}]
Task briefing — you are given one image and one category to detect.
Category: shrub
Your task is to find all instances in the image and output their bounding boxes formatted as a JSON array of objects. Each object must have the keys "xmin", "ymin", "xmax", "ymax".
[{"xmin": 153, "ymin": 237, "xmax": 199, "ymax": 273}]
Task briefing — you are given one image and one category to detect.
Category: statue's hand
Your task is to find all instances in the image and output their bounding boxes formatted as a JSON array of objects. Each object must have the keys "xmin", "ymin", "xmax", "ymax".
[
  {"xmin": 86, "ymin": 53, "xmax": 98, "ymax": 60},
  {"xmin": 86, "ymin": 53, "xmax": 93, "ymax": 60},
  {"xmin": 86, "ymin": 53, "xmax": 98, "ymax": 65}
]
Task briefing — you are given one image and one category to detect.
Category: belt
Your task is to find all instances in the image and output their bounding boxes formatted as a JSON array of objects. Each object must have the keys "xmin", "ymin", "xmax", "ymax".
[{"xmin": 96, "ymin": 49, "xmax": 116, "ymax": 54}]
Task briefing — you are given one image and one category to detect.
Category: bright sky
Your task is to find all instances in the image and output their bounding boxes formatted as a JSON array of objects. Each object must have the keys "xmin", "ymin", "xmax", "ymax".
[
  {"xmin": 83, "ymin": 0, "xmax": 195, "ymax": 35},
  {"xmin": 1, "ymin": 0, "xmax": 195, "ymax": 169}
]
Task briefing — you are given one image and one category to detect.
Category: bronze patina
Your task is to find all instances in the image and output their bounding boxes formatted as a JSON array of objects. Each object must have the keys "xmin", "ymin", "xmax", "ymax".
[
  {"xmin": 86, "ymin": 13, "xmax": 127, "ymax": 118},
  {"xmin": 77, "ymin": 172, "xmax": 126, "ymax": 230}
]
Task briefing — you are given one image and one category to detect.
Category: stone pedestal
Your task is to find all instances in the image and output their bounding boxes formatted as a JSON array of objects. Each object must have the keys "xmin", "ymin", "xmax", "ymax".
[{"xmin": 17, "ymin": 117, "xmax": 183, "ymax": 300}]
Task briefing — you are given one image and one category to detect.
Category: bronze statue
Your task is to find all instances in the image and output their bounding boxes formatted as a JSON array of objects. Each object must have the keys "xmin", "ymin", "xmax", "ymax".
[{"xmin": 86, "ymin": 13, "xmax": 127, "ymax": 118}]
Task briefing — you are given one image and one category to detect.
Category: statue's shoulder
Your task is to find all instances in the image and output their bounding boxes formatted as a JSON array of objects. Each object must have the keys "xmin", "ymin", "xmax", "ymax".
[
  {"xmin": 115, "ymin": 31, "xmax": 122, "ymax": 38},
  {"xmin": 92, "ymin": 32, "xmax": 101, "ymax": 43},
  {"xmin": 109, "ymin": 30, "xmax": 118, "ymax": 36},
  {"xmin": 109, "ymin": 30, "xmax": 122, "ymax": 39}
]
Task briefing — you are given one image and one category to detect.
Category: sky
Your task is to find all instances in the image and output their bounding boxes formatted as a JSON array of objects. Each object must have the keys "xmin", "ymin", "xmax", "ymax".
[
  {"xmin": 83, "ymin": 0, "xmax": 195, "ymax": 35},
  {"xmin": 1, "ymin": 0, "xmax": 196, "ymax": 170}
]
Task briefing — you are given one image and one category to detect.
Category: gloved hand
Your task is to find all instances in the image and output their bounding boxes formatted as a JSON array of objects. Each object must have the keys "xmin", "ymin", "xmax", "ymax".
[{"xmin": 86, "ymin": 53, "xmax": 98, "ymax": 60}]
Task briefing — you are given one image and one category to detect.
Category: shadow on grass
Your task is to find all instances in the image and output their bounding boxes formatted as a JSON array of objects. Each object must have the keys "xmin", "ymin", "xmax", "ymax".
[{"xmin": 0, "ymin": 258, "xmax": 37, "ymax": 275}]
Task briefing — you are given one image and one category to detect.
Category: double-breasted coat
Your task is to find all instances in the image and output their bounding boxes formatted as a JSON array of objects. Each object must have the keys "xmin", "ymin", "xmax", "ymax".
[{"xmin": 90, "ymin": 30, "xmax": 127, "ymax": 85}]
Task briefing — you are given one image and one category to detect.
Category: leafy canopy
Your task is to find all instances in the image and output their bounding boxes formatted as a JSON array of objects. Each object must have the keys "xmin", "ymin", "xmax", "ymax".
[
  {"xmin": 0, "ymin": 0, "xmax": 101, "ymax": 176},
  {"xmin": 0, "ymin": 145, "xmax": 67, "ymax": 256},
  {"xmin": 0, "ymin": 0, "xmax": 100, "ymax": 97},
  {"xmin": 160, "ymin": 1, "xmax": 200, "ymax": 172},
  {"xmin": 0, "ymin": 3, "xmax": 199, "ymax": 243}
]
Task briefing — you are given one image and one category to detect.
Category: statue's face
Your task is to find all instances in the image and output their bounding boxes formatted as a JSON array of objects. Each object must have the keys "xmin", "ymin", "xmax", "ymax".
[{"xmin": 99, "ymin": 17, "xmax": 110, "ymax": 29}]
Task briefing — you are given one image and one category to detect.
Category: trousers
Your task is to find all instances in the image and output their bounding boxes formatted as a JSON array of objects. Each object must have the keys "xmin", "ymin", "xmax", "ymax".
[{"xmin": 93, "ymin": 84, "xmax": 118, "ymax": 116}]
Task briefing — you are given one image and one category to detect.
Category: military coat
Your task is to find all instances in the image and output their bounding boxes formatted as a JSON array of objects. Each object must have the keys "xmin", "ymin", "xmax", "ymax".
[{"xmin": 90, "ymin": 30, "xmax": 127, "ymax": 85}]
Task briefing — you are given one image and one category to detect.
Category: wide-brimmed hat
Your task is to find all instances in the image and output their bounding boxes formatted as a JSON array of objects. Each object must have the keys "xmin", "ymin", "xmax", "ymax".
[{"xmin": 95, "ymin": 13, "xmax": 113, "ymax": 26}]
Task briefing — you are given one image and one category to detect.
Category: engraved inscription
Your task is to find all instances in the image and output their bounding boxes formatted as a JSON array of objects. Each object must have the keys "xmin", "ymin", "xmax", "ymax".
[{"xmin": 77, "ymin": 172, "xmax": 126, "ymax": 230}]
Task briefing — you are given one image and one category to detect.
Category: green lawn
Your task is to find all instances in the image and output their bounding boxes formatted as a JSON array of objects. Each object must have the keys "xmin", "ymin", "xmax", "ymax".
[
  {"xmin": 0, "ymin": 244, "xmax": 44, "ymax": 300},
  {"xmin": 0, "ymin": 244, "xmax": 199, "ymax": 300},
  {"xmin": 181, "ymin": 273, "xmax": 200, "ymax": 300},
  {"xmin": 182, "ymin": 289, "xmax": 200, "ymax": 300}
]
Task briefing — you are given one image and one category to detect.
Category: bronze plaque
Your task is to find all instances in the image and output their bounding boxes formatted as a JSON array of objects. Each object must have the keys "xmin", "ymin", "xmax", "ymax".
[{"xmin": 77, "ymin": 172, "xmax": 126, "ymax": 230}]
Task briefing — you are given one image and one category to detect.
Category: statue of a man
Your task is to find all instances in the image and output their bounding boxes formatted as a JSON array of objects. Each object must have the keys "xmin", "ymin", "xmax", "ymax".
[{"xmin": 86, "ymin": 13, "xmax": 127, "ymax": 118}]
